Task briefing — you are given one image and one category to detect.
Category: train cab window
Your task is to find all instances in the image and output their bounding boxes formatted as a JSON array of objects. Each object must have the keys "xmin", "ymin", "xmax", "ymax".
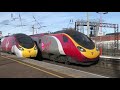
[{"xmin": 63, "ymin": 35, "xmax": 68, "ymax": 42}]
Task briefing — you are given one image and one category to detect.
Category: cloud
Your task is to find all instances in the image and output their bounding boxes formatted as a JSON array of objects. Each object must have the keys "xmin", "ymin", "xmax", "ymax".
[
  {"xmin": 0, "ymin": 20, "xmax": 10, "ymax": 25},
  {"xmin": 0, "ymin": 12, "xmax": 119, "ymax": 36},
  {"xmin": 0, "ymin": 12, "xmax": 80, "ymax": 36}
]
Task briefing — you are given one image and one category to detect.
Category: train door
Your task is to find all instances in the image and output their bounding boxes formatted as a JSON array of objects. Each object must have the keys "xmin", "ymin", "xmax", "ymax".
[
  {"xmin": 62, "ymin": 35, "xmax": 72, "ymax": 56},
  {"xmin": 62, "ymin": 35, "xmax": 77, "ymax": 57}
]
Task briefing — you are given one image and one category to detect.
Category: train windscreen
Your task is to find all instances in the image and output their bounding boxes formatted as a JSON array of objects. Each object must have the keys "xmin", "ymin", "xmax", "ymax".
[
  {"xmin": 15, "ymin": 34, "xmax": 34, "ymax": 49},
  {"xmin": 63, "ymin": 30, "xmax": 95, "ymax": 49}
]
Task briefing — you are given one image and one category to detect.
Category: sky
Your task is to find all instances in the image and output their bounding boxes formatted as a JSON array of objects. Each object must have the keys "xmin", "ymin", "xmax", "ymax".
[{"xmin": 0, "ymin": 12, "xmax": 120, "ymax": 36}]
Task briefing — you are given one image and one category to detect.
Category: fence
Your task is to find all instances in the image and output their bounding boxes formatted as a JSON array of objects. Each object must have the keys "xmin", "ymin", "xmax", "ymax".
[{"xmin": 96, "ymin": 43, "xmax": 120, "ymax": 56}]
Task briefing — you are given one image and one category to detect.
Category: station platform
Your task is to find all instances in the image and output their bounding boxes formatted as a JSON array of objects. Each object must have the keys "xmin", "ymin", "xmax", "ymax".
[
  {"xmin": 0, "ymin": 53, "xmax": 109, "ymax": 78},
  {"xmin": 100, "ymin": 55, "xmax": 120, "ymax": 60},
  {"xmin": 0, "ymin": 56, "xmax": 71, "ymax": 78}
]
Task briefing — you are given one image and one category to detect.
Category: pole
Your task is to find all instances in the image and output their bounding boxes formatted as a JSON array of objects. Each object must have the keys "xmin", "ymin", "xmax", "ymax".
[
  {"xmin": 96, "ymin": 12, "xmax": 108, "ymax": 55},
  {"xmin": 87, "ymin": 12, "xmax": 89, "ymax": 37},
  {"xmin": 100, "ymin": 13, "xmax": 102, "ymax": 34},
  {"xmin": 32, "ymin": 25, "xmax": 34, "ymax": 35},
  {"xmin": 36, "ymin": 29, "xmax": 37, "ymax": 34},
  {"xmin": 100, "ymin": 13, "xmax": 102, "ymax": 55},
  {"xmin": 75, "ymin": 22, "xmax": 76, "ymax": 31}
]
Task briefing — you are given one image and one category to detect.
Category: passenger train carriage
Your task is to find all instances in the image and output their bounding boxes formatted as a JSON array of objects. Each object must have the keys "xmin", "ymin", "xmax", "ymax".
[
  {"xmin": 30, "ymin": 30, "xmax": 100, "ymax": 65},
  {"xmin": 1, "ymin": 33, "xmax": 38, "ymax": 58}
]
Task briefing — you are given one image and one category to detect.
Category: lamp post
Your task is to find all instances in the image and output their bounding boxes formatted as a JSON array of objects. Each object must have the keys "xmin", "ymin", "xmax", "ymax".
[
  {"xmin": 87, "ymin": 12, "xmax": 90, "ymax": 37},
  {"xmin": 96, "ymin": 12, "xmax": 108, "ymax": 55},
  {"xmin": 32, "ymin": 25, "xmax": 35, "ymax": 35}
]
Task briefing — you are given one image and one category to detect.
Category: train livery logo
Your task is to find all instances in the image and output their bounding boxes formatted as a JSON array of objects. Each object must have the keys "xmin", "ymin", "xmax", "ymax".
[
  {"xmin": 41, "ymin": 37, "xmax": 52, "ymax": 51},
  {"xmin": 28, "ymin": 50, "xmax": 31, "ymax": 53},
  {"xmin": 91, "ymin": 52, "xmax": 94, "ymax": 55},
  {"xmin": 41, "ymin": 42, "xmax": 45, "ymax": 51},
  {"xmin": 6, "ymin": 40, "xmax": 9, "ymax": 50}
]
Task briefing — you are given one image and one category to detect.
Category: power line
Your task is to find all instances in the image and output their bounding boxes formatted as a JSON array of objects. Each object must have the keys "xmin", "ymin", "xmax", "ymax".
[
  {"xmin": 19, "ymin": 13, "xmax": 23, "ymax": 28},
  {"xmin": 33, "ymin": 16, "xmax": 41, "ymax": 28},
  {"xmin": 67, "ymin": 19, "xmax": 74, "ymax": 28}
]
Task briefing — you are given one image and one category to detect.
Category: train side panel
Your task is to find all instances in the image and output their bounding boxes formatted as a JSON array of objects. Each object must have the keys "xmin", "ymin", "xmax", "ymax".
[
  {"xmin": 40, "ymin": 35, "xmax": 64, "ymax": 55},
  {"xmin": 29, "ymin": 31, "xmax": 99, "ymax": 65},
  {"xmin": 32, "ymin": 34, "xmax": 85, "ymax": 62},
  {"xmin": 1, "ymin": 34, "xmax": 38, "ymax": 58},
  {"xmin": 52, "ymin": 34, "xmax": 85, "ymax": 62},
  {"xmin": 1, "ymin": 36, "xmax": 14, "ymax": 52},
  {"xmin": 1, "ymin": 37, "xmax": 6, "ymax": 51}
]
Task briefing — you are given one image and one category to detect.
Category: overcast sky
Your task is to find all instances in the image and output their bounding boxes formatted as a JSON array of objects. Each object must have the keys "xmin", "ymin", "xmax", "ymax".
[{"xmin": 0, "ymin": 12, "xmax": 119, "ymax": 36}]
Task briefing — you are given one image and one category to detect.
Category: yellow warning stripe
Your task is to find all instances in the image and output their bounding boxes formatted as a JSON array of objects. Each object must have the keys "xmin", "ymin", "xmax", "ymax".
[{"xmin": 1, "ymin": 56, "xmax": 64, "ymax": 78}]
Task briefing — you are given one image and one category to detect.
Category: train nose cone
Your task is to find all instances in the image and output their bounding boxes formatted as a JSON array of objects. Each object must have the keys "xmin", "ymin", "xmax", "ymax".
[
  {"xmin": 22, "ymin": 49, "xmax": 37, "ymax": 58},
  {"xmin": 81, "ymin": 49, "xmax": 100, "ymax": 59},
  {"xmin": 28, "ymin": 50, "xmax": 31, "ymax": 53},
  {"xmin": 91, "ymin": 52, "xmax": 94, "ymax": 55}
]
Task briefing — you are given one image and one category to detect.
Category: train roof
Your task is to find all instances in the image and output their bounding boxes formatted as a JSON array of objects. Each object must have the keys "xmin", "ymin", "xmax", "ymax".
[
  {"xmin": 3, "ymin": 33, "xmax": 29, "ymax": 38},
  {"xmin": 29, "ymin": 33, "xmax": 49, "ymax": 37},
  {"xmin": 53, "ymin": 30, "xmax": 85, "ymax": 36},
  {"xmin": 13, "ymin": 33, "xmax": 28, "ymax": 37},
  {"xmin": 106, "ymin": 32, "xmax": 120, "ymax": 35},
  {"xmin": 29, "ymin": 30, "xmax": 85, "ymax": 37},
  {"xmin": 53, "ymin": 30, "xmax": 71, "ymax": 34}
]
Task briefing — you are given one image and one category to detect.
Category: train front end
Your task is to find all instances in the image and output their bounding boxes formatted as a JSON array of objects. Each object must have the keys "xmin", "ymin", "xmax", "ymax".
[
  {"xmin": 64, "ymin": 30, "xmax": 100, "ymax": 65},
  {"xmin": 73, "ymin": 32, "xmax": 100, "ymax": 64},
  {"xmin": 76, "ymin": 45, "xmax": 100, "ymax": 64},
  {"xmin": 14, "ymin": 34, "xmax": 38, "ymax": 58},
  {"xmin": 18, "ymin": 44, "xmax": 38, "ymax": 58}
]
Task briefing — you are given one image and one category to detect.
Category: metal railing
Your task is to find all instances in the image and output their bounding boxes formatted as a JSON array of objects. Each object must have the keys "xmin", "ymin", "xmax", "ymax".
[{"xmin": 96, "ymin": 43, "xmax": 120, "ymax": 56}]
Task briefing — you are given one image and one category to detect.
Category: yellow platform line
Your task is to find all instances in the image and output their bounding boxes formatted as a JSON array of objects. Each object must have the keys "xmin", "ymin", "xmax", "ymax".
[{"xmin": 1, "ymin": 56, "xmax": 64, "ymax": 78}]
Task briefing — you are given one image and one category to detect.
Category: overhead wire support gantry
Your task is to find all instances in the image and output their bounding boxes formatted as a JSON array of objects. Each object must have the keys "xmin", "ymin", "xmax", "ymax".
[{"xmin": 75, "ymin": 20, "xmax": 119, "ymax": 55}]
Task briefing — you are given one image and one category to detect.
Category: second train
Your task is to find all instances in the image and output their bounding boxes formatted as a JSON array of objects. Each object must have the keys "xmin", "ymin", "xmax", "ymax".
[{"xmin": 30, "ymin": 30, "xmax": 100, "ymax": 65}]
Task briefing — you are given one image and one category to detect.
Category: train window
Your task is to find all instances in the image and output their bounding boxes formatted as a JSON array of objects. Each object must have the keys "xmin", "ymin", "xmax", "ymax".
[
  {"xmin": 39, "ymin": 39, "xmax": 41, "ymax": 43},
  {"xmin": 63, "ymin": 35, "xmax": 68, "ymax": 42},
  {"xmin": 15, "ymin": 34, "xmax": 34, "ymax": 48}
]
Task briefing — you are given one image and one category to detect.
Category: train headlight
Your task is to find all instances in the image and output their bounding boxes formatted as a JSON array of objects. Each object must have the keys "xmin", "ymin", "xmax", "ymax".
[
  {"xmin": 34, "ymin": 46, "xmax": 37, "ymax": 50},
  {"xmin": 18, "ymin": 47, "xmax": 24, "ymax": 51},
  {"xmin": 77, "ymin": 46, "xmax": 86, "ymax": 52}
]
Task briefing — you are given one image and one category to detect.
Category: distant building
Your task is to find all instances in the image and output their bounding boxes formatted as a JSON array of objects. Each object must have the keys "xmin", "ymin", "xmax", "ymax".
[
  {"xmin": 91, "ymin": 33, "xmax": 120, "ymax": 42},
  {"xmin": 91, "ymin": 33, "xmax": 120, "ymax": 49}
]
